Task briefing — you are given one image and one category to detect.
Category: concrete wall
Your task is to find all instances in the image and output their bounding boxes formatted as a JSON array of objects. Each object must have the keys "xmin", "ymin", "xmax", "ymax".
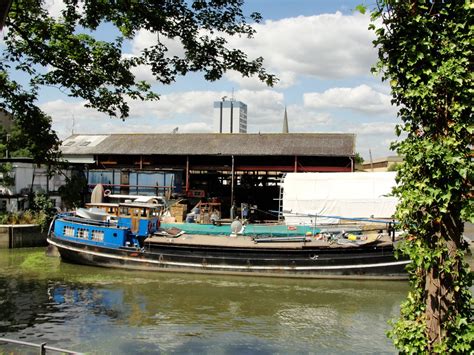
[{"xmin": 0, "ymin": 224, "xmax": 48, "ymax": 248}]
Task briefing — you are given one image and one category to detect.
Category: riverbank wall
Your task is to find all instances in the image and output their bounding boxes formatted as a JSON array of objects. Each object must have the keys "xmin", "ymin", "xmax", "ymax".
[{"xmin": 0, "ymin": 225, "xmax": 48, "ymax": 249}]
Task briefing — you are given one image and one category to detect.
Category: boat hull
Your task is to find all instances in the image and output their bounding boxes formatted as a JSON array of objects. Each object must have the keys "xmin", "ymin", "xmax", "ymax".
[{"xmin": 48, "ymin": 235, "xmax": 409, "ymax": 280}]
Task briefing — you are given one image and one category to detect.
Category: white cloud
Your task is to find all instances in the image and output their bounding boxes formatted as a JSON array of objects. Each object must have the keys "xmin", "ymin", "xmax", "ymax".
[
  {"xmin": 342, "ymin": 121, "xmax": 397, "ymax": 159},
  {"xmin": 303, "ymin": 84, "xmax": 395, "ymax": 114},
  {"xmin": 41, "ymin": 99, "xmax": 103, "ymax": 122},
  {"xmin": 224, "ymin": 70, "xmax": 297, "ymax": 90},
  {"xmin": 125, "ymin": 91, "xmax": 216, "ymax": 120},
  {"xmin": 286, "ymin": 107, "xmax": 333, "ymax": 132},
  {"xmin": 131, "ymin": 29, "xmax": 185, "ymax": 57},
  {"xmin": 352, "ymin": 122, "xmax": 396, "ymax": 135},
  {"xmin": 131, "ymin": 89, "xmax": 286, "ymax": 130},
  {"xmin": 44, "ymin": 0, "xmax": 67, "ymax": 18},
  {"xmin": 129, "ymin": 64, "xmax": 154, "ymax": 82},
  {"xmin": 229, "ymin": 12, "xmax": 377, "ymax": 82},
  {"xmin": 126, "ymin": 12, "xmax": 376, "ymax": 88},
  {"xmin": 41, "ymin": 89, "xmax": 290, "ymax": 137},
  {"xmin": 40, "ymin": 90, "xmax": 396, "ymax": 158}
]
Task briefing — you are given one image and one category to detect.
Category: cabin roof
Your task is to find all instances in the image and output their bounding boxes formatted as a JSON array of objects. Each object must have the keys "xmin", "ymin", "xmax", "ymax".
[
  {"xmin": 85, "ymin": 203, "xmax": 119, "ymax": 207},
  {"xmin": 60, "ymin": 133, "xmax": 356, "ymax": 157}
]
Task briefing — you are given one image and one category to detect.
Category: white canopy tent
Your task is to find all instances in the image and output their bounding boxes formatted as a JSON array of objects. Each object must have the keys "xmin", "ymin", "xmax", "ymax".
[{"xmin": 282, "ymin": 172, "xmax": 398, "ymax": 225}]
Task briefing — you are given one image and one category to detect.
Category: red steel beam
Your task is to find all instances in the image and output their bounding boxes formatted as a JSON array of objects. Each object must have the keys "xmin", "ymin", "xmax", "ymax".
[{"xmin": 234, "ymin": 165, "xmax": 351, "ymax": 172}]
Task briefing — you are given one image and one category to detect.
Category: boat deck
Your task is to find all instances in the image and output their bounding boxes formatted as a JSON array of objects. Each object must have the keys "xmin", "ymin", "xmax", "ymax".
[{"xmin": 145, "ymin": 234, "xmax": 394, "ymax": 250}]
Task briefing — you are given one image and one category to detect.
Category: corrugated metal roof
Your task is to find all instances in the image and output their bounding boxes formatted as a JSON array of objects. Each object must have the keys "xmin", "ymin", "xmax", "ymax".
[{"xmin": 60, "ymin": 133, "xmax": 355, "ymax": 156}]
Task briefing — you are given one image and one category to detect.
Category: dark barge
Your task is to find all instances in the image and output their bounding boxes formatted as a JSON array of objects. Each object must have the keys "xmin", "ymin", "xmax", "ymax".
[{"xmin": 47, "ymin": 203, "xmax": 409, "ymax": 280}]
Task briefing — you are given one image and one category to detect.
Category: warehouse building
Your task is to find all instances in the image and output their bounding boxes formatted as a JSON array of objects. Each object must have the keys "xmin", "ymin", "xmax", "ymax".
[{"xmin": 60, "ymin": 133, "xmax": 356, "ymax": 219}]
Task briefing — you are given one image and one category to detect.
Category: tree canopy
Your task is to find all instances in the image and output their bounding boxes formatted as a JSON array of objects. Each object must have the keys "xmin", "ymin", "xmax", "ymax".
[
  {"xmin": 0, "ymin": 0, "xmax": 276, "ymax": 163},
  {"xmin": 370, "ymin": 1, "xmax": 473, "ymax": 352}
]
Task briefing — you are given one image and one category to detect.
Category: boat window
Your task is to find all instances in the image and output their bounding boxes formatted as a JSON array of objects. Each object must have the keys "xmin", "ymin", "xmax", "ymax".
[
  {"xmin": 120, "ymin": 206, "xmax": 129, "ymax": 216},
  {"xmin": 77, "ymin": 228, "xmax": 89, "ymax": 239},
  {"xmin": 141, "ymin": 208, "xmax": 148, "ymax": 217},
  {"xmin": 91, "ymin": 230, "xmax": 104, "ymax": 242},
  {"xmin": 63, "ymin": 226, "xmax": 75, "ymax": 237}
]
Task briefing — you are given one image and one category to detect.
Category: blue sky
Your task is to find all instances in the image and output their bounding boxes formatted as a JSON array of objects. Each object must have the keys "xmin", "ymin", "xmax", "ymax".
[{"xmin": 4, "ymin": 0, "xmax": 399, "ymax": 160}]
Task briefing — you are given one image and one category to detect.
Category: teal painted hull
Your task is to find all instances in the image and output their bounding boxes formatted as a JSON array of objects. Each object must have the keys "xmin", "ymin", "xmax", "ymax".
[{"xmin": 160, "ymin": 223, "xmax": 319, "ymax": 237}]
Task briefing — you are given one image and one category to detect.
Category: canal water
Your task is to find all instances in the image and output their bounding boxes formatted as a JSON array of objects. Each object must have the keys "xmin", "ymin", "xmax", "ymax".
[{"xmin": 0, "ymin": 248, "xmax": 409, "ymax": 354}]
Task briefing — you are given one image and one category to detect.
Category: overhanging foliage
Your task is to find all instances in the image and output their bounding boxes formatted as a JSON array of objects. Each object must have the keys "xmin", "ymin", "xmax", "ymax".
[{"xmin": 1, "ymin": 0, "xmax": 276, "ymax": 163}]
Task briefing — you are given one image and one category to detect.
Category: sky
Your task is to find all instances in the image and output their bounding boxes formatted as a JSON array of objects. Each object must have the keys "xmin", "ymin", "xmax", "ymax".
[{"xmin": 6, "ymin": 0, "xmax": 401, "ymax": 160}]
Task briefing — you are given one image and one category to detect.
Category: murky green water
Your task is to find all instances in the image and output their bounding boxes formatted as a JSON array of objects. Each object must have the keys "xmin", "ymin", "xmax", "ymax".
[{"xmin": 0, "ymin": 248, "xmax": 410, "ymax": 354}]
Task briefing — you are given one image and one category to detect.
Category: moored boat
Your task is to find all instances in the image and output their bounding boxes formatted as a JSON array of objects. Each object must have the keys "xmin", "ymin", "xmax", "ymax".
[{"xmin": 47, "ymin": 203, "xmax": 409, "ymax": 280}]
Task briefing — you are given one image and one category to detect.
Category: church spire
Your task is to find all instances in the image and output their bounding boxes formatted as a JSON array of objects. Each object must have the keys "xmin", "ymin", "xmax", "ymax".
[{"xmin": 282, "ymin": 106, "xmax": 289, "ymax": 133}]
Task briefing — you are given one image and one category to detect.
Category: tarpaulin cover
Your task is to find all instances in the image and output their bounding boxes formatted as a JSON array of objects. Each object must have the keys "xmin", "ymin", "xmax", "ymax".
[{"xmin": 282, "ymin": 172, "xmax": 398, "ymax": 225}]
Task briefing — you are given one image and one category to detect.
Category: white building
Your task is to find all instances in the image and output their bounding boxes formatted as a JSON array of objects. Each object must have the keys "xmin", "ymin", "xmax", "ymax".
[
  {"xmin": 213, "ymin": 100, "xmax": 247, "ymax": 133},
  {"xmin": 0, "ymin": 160, "xmax": 68, "ymax": 212}
]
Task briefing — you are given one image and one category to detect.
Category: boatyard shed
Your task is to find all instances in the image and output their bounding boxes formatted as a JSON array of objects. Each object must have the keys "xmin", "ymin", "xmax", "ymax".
[{"xmin": 60, "ymin": 133, "xmax": 356, "ymax": 219}]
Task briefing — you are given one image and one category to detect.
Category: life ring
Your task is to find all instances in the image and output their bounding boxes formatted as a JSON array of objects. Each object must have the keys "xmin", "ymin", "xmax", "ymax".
[{"xmin": 104, "ymin": 189, "xmax": 111, "ymax": 197}]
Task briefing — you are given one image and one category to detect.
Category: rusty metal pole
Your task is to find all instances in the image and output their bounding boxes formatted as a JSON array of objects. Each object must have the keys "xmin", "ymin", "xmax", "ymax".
[
  {"xmin": 230, "ymin": 155, "xmax": 235, "ymax": 218},
  {"xmin": 185, "ymin": 155, "xmax": 190, "ymax": 194}
]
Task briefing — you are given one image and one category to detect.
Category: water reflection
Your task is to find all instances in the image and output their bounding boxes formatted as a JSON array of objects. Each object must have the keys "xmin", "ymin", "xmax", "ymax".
[{"xmin": 0, "ymin": 248, "xmax": 409, "ymax": 354}]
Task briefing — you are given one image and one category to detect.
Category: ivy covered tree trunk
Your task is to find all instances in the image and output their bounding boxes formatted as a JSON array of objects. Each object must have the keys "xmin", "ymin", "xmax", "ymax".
[{"xmin": 370, "ymin": 1, "xmax": 473, "ymax": 353}]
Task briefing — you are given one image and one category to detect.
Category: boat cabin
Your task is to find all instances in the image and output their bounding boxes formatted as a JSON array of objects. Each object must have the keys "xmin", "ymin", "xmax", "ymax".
[
  {"xmin": 53, "ymin": 202, "xmax": 161, "ymax": 250},
  {"xmin": 117, "ymin": 202, "xmax": 161, "ymax": 237}
]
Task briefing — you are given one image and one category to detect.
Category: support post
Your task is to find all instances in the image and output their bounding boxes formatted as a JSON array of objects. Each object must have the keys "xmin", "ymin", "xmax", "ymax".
[
  {"xmin": 230, "ymin": 101, "xmax": 234, "ymax": 133},
  {"xmin": 294, "ymin": 155, "xmax": 298, "ymax": 172},
  {"xmin": 40, "ymin": 342, "xmax": 47, "ymax": 355},
  {"xmin": 230, "ymin": 155, "xmax": 235, "ymax": 218},
  {"xmin": 219, "ymin": 101, "xmax": 223, "ymax": 133},
  {"xmin": 185, "ymin": 156, "xmax": 190, "ymax": 194}
]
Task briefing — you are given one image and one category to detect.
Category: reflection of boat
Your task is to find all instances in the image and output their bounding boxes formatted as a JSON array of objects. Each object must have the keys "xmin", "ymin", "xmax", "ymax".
[{"xmin": 48, "ymin": 203, "xmax": 409, "ymax": 280}]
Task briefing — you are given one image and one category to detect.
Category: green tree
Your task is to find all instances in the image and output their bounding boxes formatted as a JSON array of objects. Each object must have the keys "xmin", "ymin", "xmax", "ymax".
[
  {"xmin": 354, "ymin": 152, "xmax": 364, "ymax": 164},
  {"xmin": 58, "ymin": 171, "xmax": 88, "ymax": 209},
  {"xmin": 0, "ymin": 162, "xmax": 14, "ymax": 187},
  {"xmin": 370, "ymin": 1, "xmax": 473, "ymax": 352},
  {"xmin": 30, "ymin": 191, "xmax": 56, "ymax": 231},
  {"xmin": 0, "ymin": 121, "xmax": 34, "ymax": 158},
  {"xmin": 1, "ymin": 0, "xmax": 276, "ymax": 163}
]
